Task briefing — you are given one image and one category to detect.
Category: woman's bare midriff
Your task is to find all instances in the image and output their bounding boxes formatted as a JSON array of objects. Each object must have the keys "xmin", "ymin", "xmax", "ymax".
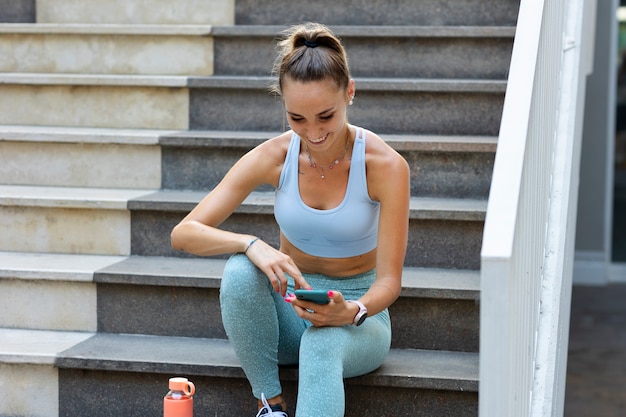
[{"xmin": 279, "ymin": 234, "xmax": 376, "ymax": 277}]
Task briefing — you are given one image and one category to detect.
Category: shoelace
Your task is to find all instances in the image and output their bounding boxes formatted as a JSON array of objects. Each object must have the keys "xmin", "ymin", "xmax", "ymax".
[{"xmin": 255, "ymin": 393, "xmax": 288, "ymax": 417}]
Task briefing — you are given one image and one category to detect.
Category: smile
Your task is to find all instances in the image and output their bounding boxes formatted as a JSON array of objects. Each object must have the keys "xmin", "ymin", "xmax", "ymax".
[{"xmin": 309, "ymin": 133, "xmax": 329, "ymax": 144}]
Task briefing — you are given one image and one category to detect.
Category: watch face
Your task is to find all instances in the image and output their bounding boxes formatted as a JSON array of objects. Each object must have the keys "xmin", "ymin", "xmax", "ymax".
[{"xmin": 355, "ymin": 312, "xmax": 368, "ymax": 326}]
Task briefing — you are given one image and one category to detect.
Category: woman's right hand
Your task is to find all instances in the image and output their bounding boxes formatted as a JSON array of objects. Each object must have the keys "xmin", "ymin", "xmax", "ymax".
[{"xmin": 244, "ymin": 238, "xmax": 309, "ymax": 296}]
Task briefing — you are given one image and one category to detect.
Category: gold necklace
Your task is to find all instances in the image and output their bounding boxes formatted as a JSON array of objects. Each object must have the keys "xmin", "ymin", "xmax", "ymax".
[{"xmin": 305, "ymin": 128, "xmax": 351, "ymax": 179}]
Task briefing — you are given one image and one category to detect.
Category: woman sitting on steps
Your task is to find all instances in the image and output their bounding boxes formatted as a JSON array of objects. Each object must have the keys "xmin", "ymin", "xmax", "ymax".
[{"xmin": 170, "ymin": 22, "xmax": 410, "ymax": 417}]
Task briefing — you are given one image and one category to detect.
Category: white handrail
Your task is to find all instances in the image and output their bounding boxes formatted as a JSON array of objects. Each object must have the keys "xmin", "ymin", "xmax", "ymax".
[{"xmin": 478, "ymin": 0, "xmax": 591, "ymax": 415}]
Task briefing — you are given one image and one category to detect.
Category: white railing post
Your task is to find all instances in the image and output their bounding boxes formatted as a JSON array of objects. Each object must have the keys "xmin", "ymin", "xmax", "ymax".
[
  {"xmin": 478, "ymin": 0, "xmax": 590, "ymax": 415},
  {"xmin": 530, "ymin": 1, "xmax": 595, "ymax": 416}
]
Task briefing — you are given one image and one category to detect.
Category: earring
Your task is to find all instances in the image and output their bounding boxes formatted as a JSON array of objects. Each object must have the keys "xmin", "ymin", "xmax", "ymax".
[{"xmin": 349, "ymin": 95, "xmax": 354, "ymax": 106}]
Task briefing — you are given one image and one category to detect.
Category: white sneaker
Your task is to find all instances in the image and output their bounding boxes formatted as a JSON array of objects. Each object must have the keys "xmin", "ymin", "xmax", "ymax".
[{"xmin": 255, "ymin": 393, "xmax": 288, "ymax": 417}]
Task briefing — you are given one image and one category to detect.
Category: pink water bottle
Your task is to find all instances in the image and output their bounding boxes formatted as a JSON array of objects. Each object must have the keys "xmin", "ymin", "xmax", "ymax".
[{"xmin": 163, "ymin": 377, "xmax": 195, "ymax": 417}]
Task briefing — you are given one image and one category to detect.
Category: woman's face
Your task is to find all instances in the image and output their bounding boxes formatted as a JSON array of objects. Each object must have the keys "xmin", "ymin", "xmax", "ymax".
[{"xmin": 282, "ymin": 77, "xmax": 354, "ymax": 151}]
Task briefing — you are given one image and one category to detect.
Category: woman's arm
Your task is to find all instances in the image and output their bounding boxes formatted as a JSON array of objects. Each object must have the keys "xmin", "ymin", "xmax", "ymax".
[
  {"xmin": 170, "ymin": 143, "xmax": 271, "ymax": 256},
  {"xmin": 358, "ymin": 137, "xmax": 410, "ymax": 317},
  {"xmin": 170, "ymin": 134, "xmax": 308, "ymax": 294}
]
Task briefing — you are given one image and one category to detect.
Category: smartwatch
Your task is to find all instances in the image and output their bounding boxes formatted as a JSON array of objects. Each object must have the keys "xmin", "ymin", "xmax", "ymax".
[{"xmin": 347, "ymin": 300, "xmax": 368, "ymax": 326}]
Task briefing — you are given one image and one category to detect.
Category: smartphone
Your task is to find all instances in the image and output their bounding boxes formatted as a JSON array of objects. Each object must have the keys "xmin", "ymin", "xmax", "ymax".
[{"xmin": 294, "ymin": 289, "xmax": 330, "ymax": 305}]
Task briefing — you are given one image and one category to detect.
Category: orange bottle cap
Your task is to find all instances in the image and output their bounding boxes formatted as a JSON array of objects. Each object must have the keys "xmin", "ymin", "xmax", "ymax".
[{"xmin": 168, "ymin": 377, "xmax": 195, "ymax": 396}]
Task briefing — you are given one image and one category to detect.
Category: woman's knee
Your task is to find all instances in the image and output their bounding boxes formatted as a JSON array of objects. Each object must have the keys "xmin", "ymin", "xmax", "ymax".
[
  {"xmin": 299, "ymin": 327, "xmax": 346, "ymax": 361},
  {"xmin": 220, "ymin": 254, "xmax": 267, "ymax": 300}
]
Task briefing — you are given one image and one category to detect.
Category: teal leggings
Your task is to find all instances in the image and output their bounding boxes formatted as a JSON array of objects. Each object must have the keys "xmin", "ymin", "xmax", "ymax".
[{"xmin": 219, "ymin": 254, "xmax": 391, "ymax": 417}]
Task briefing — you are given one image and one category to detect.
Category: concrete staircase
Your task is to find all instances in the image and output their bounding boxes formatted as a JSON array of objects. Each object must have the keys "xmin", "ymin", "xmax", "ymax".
[{"xmin": 0, "ymin": 0, "xmax": 518, "ymax": 415}]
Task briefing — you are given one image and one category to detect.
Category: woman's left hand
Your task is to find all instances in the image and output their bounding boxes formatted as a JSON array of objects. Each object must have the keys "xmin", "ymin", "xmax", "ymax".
[{"xmin": 285, "ymin": 290, "xmax": 359, "ymax": 327}]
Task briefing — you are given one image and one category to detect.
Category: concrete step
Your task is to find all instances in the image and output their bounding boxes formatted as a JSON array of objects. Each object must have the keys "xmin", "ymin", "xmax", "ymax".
[
  {"xmin": 0, "ymin": 73, "xmax": 505, "ymax": 134},
  {"xmin": 0, "ymin": 185, "xmax": 155, "ymax": 255},
  {"xmin": 36, "ymin": 0, "xmax": 234, "ymax": 25},
  {"xmin": 0, "ymin": 24, "xmax": 214, "ymax": 75},
  {"xmin": 235, "ymin": 0, "xmax": 519, "ymax": 27},
  {"xmin": 0, "ymin": 251, "xmax": 126, "ymax": 331},
  {"xmin": 128, "ymin": 190, "xmax": 486, "ymax": 269},
  {"xmin": 0, "ymin": 125, "xmax": 163, "ymax": 189},
  {"xmin": 212, "ymin": 25, "xmax": 515, "ymax": 79},
  {"xmin": 94, "ymin": 255, "xmax": 479, "ymax": 351},
  {"xmin": 0, "ymin": 327, "xmax": 93, "ymax": 417},
  {"xmin": 0, "ymin": 124, "xmax": 496, "ymax": 198},
  {"xmin": 55, "ymin": 332, "xmax": 479, "ymax": 416},
  {"xmin": 0, "ymin": 0, "xmax": 34, "ymax": 23},
  {"xmin": 188, "ymin": 76, "xmax": 506, "ymax": 135},
  {"xmin": 0, "ymin": 73, "xmax": 189, "ymax": 129},
  {"xmin": 160, "ymin": 130, "xmax": 497, "ymax": 199}
]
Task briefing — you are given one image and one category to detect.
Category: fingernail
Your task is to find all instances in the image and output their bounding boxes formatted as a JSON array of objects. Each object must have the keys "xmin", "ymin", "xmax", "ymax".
[
  {"xmin": 284, "ymin": 296, "xmax": 292, "ymax": 303},
  {"xmin": 328, "ymin": 291, "xmax": 334, "ymax": 297}
]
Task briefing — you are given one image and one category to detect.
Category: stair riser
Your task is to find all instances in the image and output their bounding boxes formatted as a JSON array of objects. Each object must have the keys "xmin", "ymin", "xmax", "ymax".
[
  {"xmin": 96, "ymin": 283, "xmax": 477, "ymax": 351},
  {"xmin": 1, "ymin": 363, "xmax": 58, "ymax": 417},
  {"xmin": 162, "ymin": 145, "xmax": 259, "ymax": 192},
  {"xmin": 58, "ymin": 369, "xmax": 478, "ymax": 417},
  {"xmin": 404, "ymin": 151, "xmax": 494, "ymax": 199},
  {"xmin": 0, "ymin": 206, "xmax": 131, "ymax": 255},
  {"xmin": 0, "ymin": 85, "xmax": 189, "ymax": 129},
  {"xmin": 391, "ymin": 297, "xmax": 479, "ymax": 351},
  {"xmin": 37, "ymin": 0, "xmax": 234, "ymax": 25},
  {"xmin": 130, "ymin": 210, "xmax": 483, "ymax": 269},
  {"xmin": 162, "ymin": 145, "xmax": 494, "ymax": 199},
  {"xmin": 235, "ymin": 0, "xmax": 518, "ymax": 26},
  {"xmin": 216, "ymin": 36, "xmax": 513, "ymax": 79},
  {"xmin": 0, "ymin": 278, "xmax": 96, "ymax": 331},
  {"xmin": 132, "ymin": 210, "xmax": 279, "ymax": 258},
  {"xmin": 0, "ymin": 141, "xmax": 161, "ymax": 189},
  {"xmin": 0, "ymin": 0, "xmax": 35, "ymax": 23},
  {"xmin": 1, "ymin": 84, "xmax": 502, "ymax": 135},
  {"xmin": 408, "ymin": 219, "xmax": 482, "ymax": 270},
  {"xmin": 0, "ymin": 34, "xmax": 213, "ymax": 75},
  {"xmin": 190, "ymin": 88, "xmax": 504, "ymax": 136},
  {"xmin": 97, "ymin": 284, "xmax": 226, "ymax": 339},
  {"xmin": 2, "ymin": 140, "xmax": 494, "ymax": 198}
]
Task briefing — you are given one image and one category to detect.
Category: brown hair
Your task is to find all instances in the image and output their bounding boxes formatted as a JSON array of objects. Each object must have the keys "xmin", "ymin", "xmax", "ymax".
[{"xmin": 271, "ymin": 23, "xmax": 351, "ymax": 96}]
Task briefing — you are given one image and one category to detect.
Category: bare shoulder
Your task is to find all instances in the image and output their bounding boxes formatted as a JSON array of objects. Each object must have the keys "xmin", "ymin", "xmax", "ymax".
[
  {"xmin": 361, "ymin": 128, "xmax": 409, "ymax": 173},
  {"xmin": 360, "ymin": 128, "xmax": 410, "ymax": 201},
  {"xmin": 250, "ymin": 131, "xmax": 292, "ymax": 162},
  {"xmin": 238, "ymin": 131, "xmax": 293, "ymax": 187}
]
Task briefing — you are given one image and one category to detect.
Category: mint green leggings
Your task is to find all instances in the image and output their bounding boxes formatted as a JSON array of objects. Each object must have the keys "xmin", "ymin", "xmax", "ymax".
[{"xmin": 219, "ymin": 254, "xmax": 391, "ymax": 417}]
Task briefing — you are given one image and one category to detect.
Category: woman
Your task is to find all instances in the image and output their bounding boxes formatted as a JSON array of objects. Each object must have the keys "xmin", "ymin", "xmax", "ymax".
[{"xmin": 170, "ymin": 22, "xmax": 410, "ymax": 417}]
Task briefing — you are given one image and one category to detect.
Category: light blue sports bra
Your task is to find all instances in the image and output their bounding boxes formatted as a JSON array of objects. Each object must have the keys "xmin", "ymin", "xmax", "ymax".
[{"xmin": 274, "ymin": 128, "xmax": 380, "ymax": 258}]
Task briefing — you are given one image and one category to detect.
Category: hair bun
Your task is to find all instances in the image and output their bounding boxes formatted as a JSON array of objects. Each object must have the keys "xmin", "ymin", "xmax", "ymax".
[
  {"xmin": 271, "ymin": 22, "xmax": 351, "ymax": 95},
  {"xmin": 304, "ymin": 40, "xmax": 319, "ymax": 48}
]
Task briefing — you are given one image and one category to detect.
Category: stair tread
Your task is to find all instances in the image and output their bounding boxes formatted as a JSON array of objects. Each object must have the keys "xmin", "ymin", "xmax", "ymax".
[
  {"xmin": 187, "ymin": 75, "xmax": 507, "ymax": 92},
  {"xmin": 0, "ymin": 72, "xmax": 506, "ymax": 92},
  {"xmin": 0, "ymin": 327, "xmax": 94, "ymax": 365},
  {"xmin": 0, "ymin": 251, "xmax": 126, "ymax": 281},
  {"xmin": 159, "ymin": 130, "xmax": 498, "ymax": 152},
  {"xmin": 96, "ymin": 255, "xmax": 480, "ymax": 300},
  {"xmin": 55, "ymin": 332, "xmax": 479, "ymax": 391},
  {"xmin": 0, "ymin": 23, "xmax": 514, "ymax": 38},
  {"xmin": 0, "ymin": 124, "xmax": 170, "ymax": 145},
  {"xmin": 0, "ymin": 251, "xmax": 480, "ymax": 300},
  {"xmin": 0, "ymin": 23, "xmax": 213, "ymax": 35},
  {"xmin": 0, "ymin": 72, "xmax": 190, "ymax": 87},
  {"xmin": 0, "ymin": 184, "xmax": 486, "ymax": 218},
  {"xmin": 129, "ymin": 189, "xmax": 487, "ymax": 221},
  {"xmin": 0, "ymin": 124, "xmax": 497, "ymax": 152},
  {"xmin": 211, "ymin": 24, "xmax": 515, "ymax": 38},
  {"xmin": 0, "ymin": 184, "xmax": 156, "ymax": 209}
]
